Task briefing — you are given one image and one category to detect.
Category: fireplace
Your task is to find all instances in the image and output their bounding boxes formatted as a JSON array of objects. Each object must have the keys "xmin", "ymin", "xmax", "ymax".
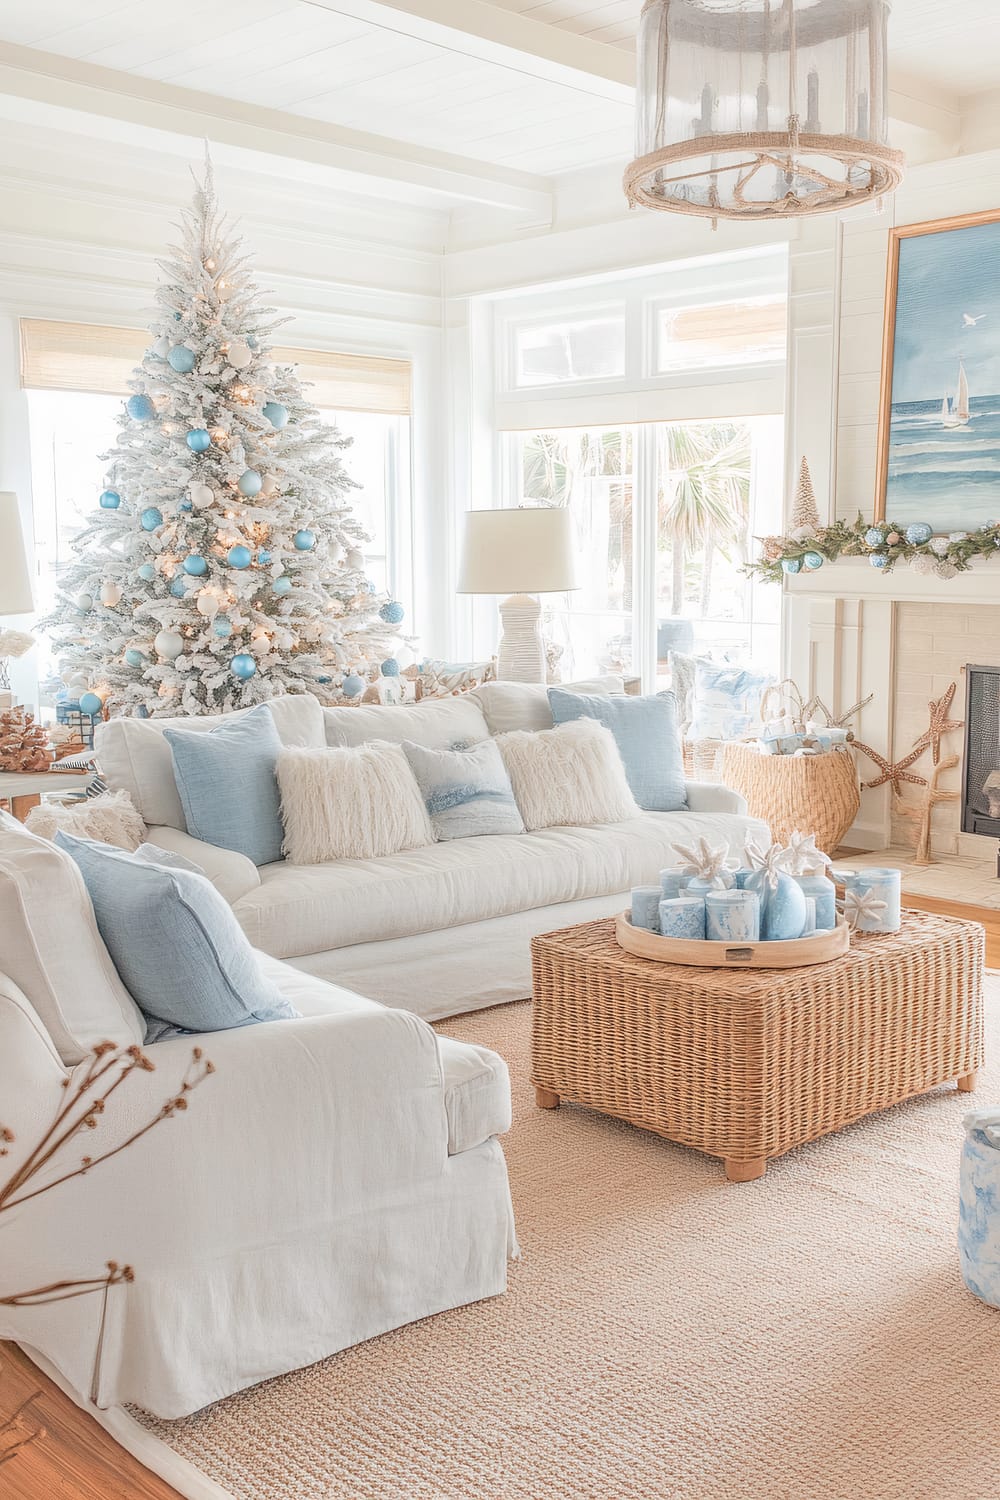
[{"xmin": 961, "ymin": 666, "xmax": 1000, "ymax": 867}]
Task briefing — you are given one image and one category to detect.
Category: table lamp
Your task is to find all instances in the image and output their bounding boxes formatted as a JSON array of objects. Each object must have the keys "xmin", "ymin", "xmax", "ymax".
[{"xmin": 458, "ymin": 507, "xmax": 578, "ymax": 683}]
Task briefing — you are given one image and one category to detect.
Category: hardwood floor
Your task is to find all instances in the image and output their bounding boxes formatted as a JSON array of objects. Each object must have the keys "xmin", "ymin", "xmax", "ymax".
[{"xmin": 0, "ymin": 1342, "xmax": 183, "ymax": 1500}]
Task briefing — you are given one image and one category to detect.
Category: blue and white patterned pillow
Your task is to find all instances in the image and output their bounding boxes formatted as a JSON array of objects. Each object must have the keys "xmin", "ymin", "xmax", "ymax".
[
  {"xmin": 688, "ymin": 661, "xmax": 774, "ymax": 742},
  {"xmin": 401, "ymin": 739, "xmax": 525, "ymax": 841}
]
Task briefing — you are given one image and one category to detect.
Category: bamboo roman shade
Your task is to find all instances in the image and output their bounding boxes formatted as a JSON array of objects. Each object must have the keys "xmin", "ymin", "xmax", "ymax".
[{"xmin": 19, "ymin": 319, "xmax": 411, "ymax": 415}]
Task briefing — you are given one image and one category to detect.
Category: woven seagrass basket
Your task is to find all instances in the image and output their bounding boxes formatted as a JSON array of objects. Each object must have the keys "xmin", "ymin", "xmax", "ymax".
[{"xmin": 720, "ymin": 741, "xmax": 860, "ymax": 854}]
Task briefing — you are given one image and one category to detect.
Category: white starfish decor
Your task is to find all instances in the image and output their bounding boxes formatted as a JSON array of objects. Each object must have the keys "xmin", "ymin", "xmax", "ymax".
[
  {"xmin": 779, "ymin": 830, "xmax": 833, "ymax": 877},
  {"xmin": 671, "ymin": 837, "xmax": 733, "ymax": 889},
  {"xmin": 838, "ymin": 887, "xmax": 889, "ymax": 932},
  {"xmin": 743, "ymin": 837, "xmax": 786, "ymax": 892}
]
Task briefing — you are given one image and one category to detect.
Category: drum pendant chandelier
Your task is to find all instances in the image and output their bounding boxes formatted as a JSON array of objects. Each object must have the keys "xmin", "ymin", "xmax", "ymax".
[{"xmin": 624, "ymin": 0, "xmax": 904, "ymax": 221}]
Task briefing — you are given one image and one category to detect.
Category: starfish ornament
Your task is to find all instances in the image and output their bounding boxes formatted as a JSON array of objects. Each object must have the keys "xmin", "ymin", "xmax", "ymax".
[
  {"xmin": 851, "ymin": 739, "xmax": 928, "ymax": 794},
  {"xmin": 838, "ymin": 887, "xmax": 889, "ymax": 932},
  {"xmin": 671, "ymin": 837, "xmax": 733, "ymax": 888},
  {"xmin": 910, "ymin": 682, "xmax": 964, "ymax": 764},
  {"xmin": 779, "ymin": 830, "xmax": 833, "ymax": 876},
  {"xmin": 743, "ymin": 837, "xmax": 786, "ymax": 892}
]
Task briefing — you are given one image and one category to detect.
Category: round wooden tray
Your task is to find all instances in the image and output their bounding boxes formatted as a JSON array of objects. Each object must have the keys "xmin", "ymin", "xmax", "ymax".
[{"xmin": 615, "ymin": 912, "xmax": 851, "ymax": 969}]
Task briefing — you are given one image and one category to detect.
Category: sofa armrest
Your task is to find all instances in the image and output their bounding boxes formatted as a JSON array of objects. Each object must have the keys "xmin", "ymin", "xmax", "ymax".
[
  {"xmin": 143, "ymin": 826, "xmax": 261, "ymax": 904},
  {"xmin": 684, "ymin": 781, "xmax": 748, "ymax": 816}
]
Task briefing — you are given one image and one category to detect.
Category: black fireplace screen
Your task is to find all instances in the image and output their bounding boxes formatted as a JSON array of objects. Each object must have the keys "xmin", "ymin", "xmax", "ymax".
[{"xmin": 962, "ymin": 665, "xmax": 1000, "ymax": 838}]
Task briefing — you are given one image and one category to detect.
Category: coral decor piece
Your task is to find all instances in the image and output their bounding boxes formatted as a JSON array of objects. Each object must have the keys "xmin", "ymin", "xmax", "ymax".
[
  {"xmin": 671, "ymin": 836, "xmax": 733, "ymax": 889},
  {"xmin": 0, "ymin": 709, "xmax": 54, "ymax": 773},
  {"xmin": 850, "ymin": 739, "xmax": 927, "ymax": 795},
  {"xmin": 839, "ymin": 886, "xmax": 889, "ymax": 932},
  {"xmin": 778, "ymin": 829, "xmax": 833, "ymax": 877}
]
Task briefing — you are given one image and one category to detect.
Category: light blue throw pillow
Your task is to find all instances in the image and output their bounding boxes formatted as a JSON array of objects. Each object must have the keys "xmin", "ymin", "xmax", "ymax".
[
  {"xmin": 547, "ymin": 688, "xmax": 687, "ymax": 813},
  {"xmin": 688, "ymin": 661, "xmax": 773, "ymax": 742},
  {"xmin": 55, "ymin": 832, "xmax": 297, "ymax": 1044},
  {"xmin": 402, "ymin": 738, "xmax": 525, "ymax": 841},
  {"xmin": 164, "ymin": 703, "xmax": 283, "ymax": 867}
]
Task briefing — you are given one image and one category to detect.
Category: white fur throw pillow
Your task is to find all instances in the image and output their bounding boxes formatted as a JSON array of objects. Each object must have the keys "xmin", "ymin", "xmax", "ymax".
[
  {"xmin": 25, "ymin": 788, "xmax": 146, "ymax": 851},
  {"xmin": 497, "ymin": 718, "xmax": 640, "ymax": 831},
  {"xmin": 277, "ymin": 743, "xmax": 434, "ymax": 864}
]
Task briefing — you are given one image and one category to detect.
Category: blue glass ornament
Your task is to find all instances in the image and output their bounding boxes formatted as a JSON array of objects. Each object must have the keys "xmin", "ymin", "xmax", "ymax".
[
  {"xmin": 124, "ymin": 648, "xmax": 144, "ymax": 667},
  {"xmin": 262, "ymin": 401, "xmax": 288, "ymax": 429},
  {"xmin": 170, "ymin": 576, "xmax": 187, "ymax": 598},
  {"xmin": 272, "ymin": 576, "xmax": 293, "ymax": 595},
  {"xmin": 379, "ymin": 600, "xmax": 405, "ymax": 624},
  {"xmin": 380, "ymin": 658, "xmax": 400, "ymax": 678},
  {"xmin": 231, "ymin": 653, "xmax": 257, "ymax": 680},
  {"xmin": 78, "ymin": 692, "xmax": 104, "ymax": 716},
  {"xmin": 99, "ymin": 489, "xmax": 121, "ymax": 509},
  {"xmin": 247, "ymin": 335, "xmax": 258, "ymax": 350},
  {"xmin": 186, "ymin": 428, "xmax": 212, "ymax": 452},
  {"xmin": 316, "ymin": 675, "xmax": 331, "ymax": 684},
  {"xmin": 905, "ymin": 522, "xmax": 933, "ymax": 545},
  {"xmin": 869, "ymin": 553, "xmax": 889, "ymax": 570},
  {"xmin": 126, "ymin": 394, "xmax": 155, "ymax": 422},
  {"xmin": 781, "ymin": 557, "xmax": 802, "ymax": 575},
  {"xmin": 293, "ymin": 529, "xmax": 316, "ymax": 551},
  {"xmin": 213, "ymin": 617, "xmax": 232, "ymax": 639},
  {"xmin": 167, "ymin": 345, "xmax": 196, "ymax": 374},
  {"xmin": 138, "ymin": 563, "xmax": 156, "ymax": 581},
  {"xmin": 227, "ymin": 545, "xmax": 252, "ymax": 569},
  {"xmin": 179, "ymin": 499, "xmax": 192, "ymax": 512},
  {"xmin": 135, "ymin": 704, "xmax": 150, "ymax": 719},
  {"xmin": 140, "ymin": 507, "xmax": 163, "ymax": 531},
  {"xmin": 183, "ymin": 554, "xmax": 208, "ymax": 576},
  {"xmin": 802, "ymin": 552, "xmax": 824, "ymax": 572},
  {"xmin": 864, "ymin": 527, "xmax": 885, "ymax": 548},
  {"xmin": 257, "ymin": 549, "xmax": 272, "ymax": 565},
  {"xmin": 342, "ymin": 673, "xmax": 365, "ymax": 698},
  {"xmin": 238, "ymin": 469, "xmax": 262, "ymax": 497}
]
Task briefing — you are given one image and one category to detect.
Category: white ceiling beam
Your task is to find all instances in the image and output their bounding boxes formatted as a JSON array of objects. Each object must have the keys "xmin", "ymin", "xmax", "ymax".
[
  {"xmin": 0, "ymin": 41, "xmax": 554, "ymax": 218},
  {"xmin": 304, "ymin": 0, "xmax": 634, "ymax": 103}
]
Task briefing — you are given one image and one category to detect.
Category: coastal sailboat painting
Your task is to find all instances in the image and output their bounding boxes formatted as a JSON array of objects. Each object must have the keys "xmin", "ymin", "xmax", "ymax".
[{"xmin": 876, "ymin": 209, "xmax": 1000, "ymax": 528}]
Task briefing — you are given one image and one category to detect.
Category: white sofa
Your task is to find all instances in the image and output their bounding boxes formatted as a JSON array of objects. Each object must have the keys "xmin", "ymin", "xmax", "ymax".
[
  {"xmin": 0, "ymin": 813, "xmax": 515, "ymax": 1419},
  {"xmin": 96, "ymin": 680, "xmax": 769, "ymax": 1020}
]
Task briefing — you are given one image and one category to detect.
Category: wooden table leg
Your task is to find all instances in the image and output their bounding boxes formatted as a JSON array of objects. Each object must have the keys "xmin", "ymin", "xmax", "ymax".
[
  {"xmin": 535, "ymin": 1086, "xmax": 560, "ymax": 1109},
  {"xmin": 958, "ymin": 1071, "xmax": 978, "ymax": 1093},
  {"xmin": 725, "ymin": 1157, "xmax": 766, "ymax": 1183}
]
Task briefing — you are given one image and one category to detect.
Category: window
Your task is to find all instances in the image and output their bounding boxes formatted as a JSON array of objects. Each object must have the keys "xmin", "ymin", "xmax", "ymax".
[
  {"xmin": 511, "ymin": 309, "xmax": 626, "ymax": 389},
  {"xmin": 654, "ymin": 295, "xmax": 787, "ymax": 374},
  {"xmin": 316, "ymin": 408, "xmax": 411, "ymax": 597}
]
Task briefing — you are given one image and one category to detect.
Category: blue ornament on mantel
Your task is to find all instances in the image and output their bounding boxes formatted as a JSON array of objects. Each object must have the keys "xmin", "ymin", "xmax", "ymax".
[
  {"xmin": 231, "ymin": 653, "xmax": 257, "ymax": 681},
  {"xmin": 140, "ymin": 506, "xmax": 163, "ymax": 531},
  {"xmin": 272, "ymin": 576, "xmax": 293, "ymax": 595},
  {"xmin": 186, "ymin": 428, "xmax": 212, "ymax": 453},
  {"xmin": 379, "ymin": 600, "xmax": 405, "ymax": 624},
  {"xmin": 905, "ymin": 521, "xmax": 933, "ymax": 546},
  {"xmin": 293, "ymin": 529, "xmax": 315, "ymax": 551},
  {"xmin": 869, "ymin": 553, "xmax": 890, "ymax": 570},
  {"xmin": 167, "ymin": 344, "xmax": 196, "ymax": 374},
  {"xmin": 781, "ymin": 557, "xmax": 802, "ymax": 575},
  {"xmin": 342, "ymin": 673, "xmax": 365, "ymax": 698},
  {"xmin": 238, "ymin": 469, "xmax": 263, "ymax": 497},
  {"xmin": 864, "ymin": 526, "xmax": 885, "ymax": 548},
  {"xmin": 126, "ymin": 394, "xmax": 155, "ymax": 422},
  {"xmin": 183, "ymin": 554, "xmax": 208, "ymax": 576},
  {"xmin": 380, "ymin": 657, "xmax": 400, "ymax": 678},
  {"xmin": 213, "ymin": 616, "xmax": 232, "ymax": 639},
  {"xmin": 802, "ymin": 552, "xmax": 825, "ymax": 572},
  {"xmin": 227, "ymin": 545, "xmax": 252, "ymax": 569},
  {"xmin": 99, "ymin": 489, "xmax": 121, "ymax": 509},
  {"xmin": 138, "ymin": 563, "xmax": 156, "ymax": 581},
  {"xmin": 262, "ymin": 401, "xmax": 288, "ymax": 430}
]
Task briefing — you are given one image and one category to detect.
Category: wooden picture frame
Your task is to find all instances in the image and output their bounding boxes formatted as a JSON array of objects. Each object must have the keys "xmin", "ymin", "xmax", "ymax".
[{"xmin": 875, "ymin": 205, "xmax": 1000, "ymax": 526}]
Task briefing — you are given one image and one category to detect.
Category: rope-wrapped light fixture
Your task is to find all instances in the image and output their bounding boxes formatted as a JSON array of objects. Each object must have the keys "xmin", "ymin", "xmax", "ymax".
[{"xmin": 624, "ymin": 0, "xmax": 904, "ymax": 221}]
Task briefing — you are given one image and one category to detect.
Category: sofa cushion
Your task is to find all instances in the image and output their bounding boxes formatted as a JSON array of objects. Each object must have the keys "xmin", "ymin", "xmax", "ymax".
[
  {"xmin": 0, "ymin": 813, "xmax": 146, "ymax": 1064},
  {"xmin": 232, "ymin": 808, "xmax": 768, "ymax": 959},
  {"xmin": 277, "ymin": 744, "xmax": 434, "ymax": 863},
  {"xmin": 497, "ymin": 719, "xmax": 640, "ymax": 831},
  {"xmin": 164, "ymin": 704, "xmax": 284, "ymax": 867},
  {"xmin": 402, "ymin": 738, "xmax": 524, "ymax": 840},
  {"xmin": 548, "ymin": 688, "xmax": 687, "ymax": 813},
  {"xmin": 470, "ymin": 676, "xmax": 624, "ymax": 735},
  {"xmin": 96, "ymin": 692, "xmax": 326, "ymax": 831},
  {"xmin": 253, "ymin": 955, "xmax": 511, "ymax": 1153},
  {"xmin": 324, "ymin": 695, "xmax": 489, "ymax": 750}
]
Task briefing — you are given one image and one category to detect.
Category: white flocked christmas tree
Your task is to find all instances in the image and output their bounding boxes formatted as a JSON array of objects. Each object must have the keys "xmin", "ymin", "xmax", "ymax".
[{"xmin": 44, "ymin": 162, "xmax": 407, "ymax": 719}]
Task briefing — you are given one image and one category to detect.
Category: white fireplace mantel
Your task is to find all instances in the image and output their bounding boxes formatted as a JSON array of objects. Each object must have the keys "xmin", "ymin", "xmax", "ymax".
[{"xmin": 784, "ymin": 556, "xmax": 1000, "ymax": 606}]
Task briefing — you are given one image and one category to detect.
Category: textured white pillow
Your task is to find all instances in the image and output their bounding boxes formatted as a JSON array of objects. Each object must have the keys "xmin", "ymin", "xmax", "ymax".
[
  {"xmin": 496, "ymin": 719, "xmax": 640, "ymax": 831},
  {"xmin": 470, "ymin": 676, "xmax": 625, "ymax": 735},
  {"xmin": 25, "ymin": 789, "xmax": 146, "ymax": 851},
  {"xmin": 277, "ymin": 743, "xmax": 435, "ymax": 864}
]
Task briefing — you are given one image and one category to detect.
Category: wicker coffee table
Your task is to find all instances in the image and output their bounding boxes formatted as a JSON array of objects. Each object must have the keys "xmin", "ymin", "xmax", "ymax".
[{"xmin": 530, "ymin": 910, "xmax": 984, "ymax": 1182}]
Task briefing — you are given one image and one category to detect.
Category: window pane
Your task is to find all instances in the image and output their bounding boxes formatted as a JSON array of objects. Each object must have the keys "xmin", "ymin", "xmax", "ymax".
[
  {"xmin": 319, "ymin": 409, "xmax": 411, "ymax": 597},
  {"xmin": 514, "ymin": 314, "xmax": 626, "ymax": 389},
  {"xmin": 656, "ymin": 297, "xmax": 786, "ymax": 374}
]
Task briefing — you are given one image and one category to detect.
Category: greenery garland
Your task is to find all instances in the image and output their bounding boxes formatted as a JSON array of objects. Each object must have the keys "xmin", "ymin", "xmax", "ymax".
[{"xmin": 745, "ymin": 513, "xmax": 1000, "ymax": 584}]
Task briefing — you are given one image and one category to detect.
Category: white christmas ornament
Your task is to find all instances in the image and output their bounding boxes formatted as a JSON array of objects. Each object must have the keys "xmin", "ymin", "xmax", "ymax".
[
  {"xmin": 189, "ymin": 482, "xmax": 214, "ymax": 508},
  {"xmin": 154, "ymin": 629, "xmax": 184, "ymax": 660},
  {"xmin": 260, "ymin": 473, "xmax": 279, "ymax": 498},
  {"xmin": 228, "ymin": 339, "xmax": 252, "ymax": 369},
  {"xmin": 75, "ymin": 592, "xmax": 93, "ymax": 612},
  {"xmin": 196, "ymin": 590, "xmax": 219, "ymax": 618},
  {"xmin": 100, "ymin": 582, "xmax": 123, "ymax": 607},
  {"xmin": 153, "ymin": 335, "xmax": 171, "ymax": 359}
]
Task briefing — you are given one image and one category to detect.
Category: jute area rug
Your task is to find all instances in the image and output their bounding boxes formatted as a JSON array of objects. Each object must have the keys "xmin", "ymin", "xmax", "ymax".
[{"xmin": 137, "ymin": 981, "xmax": 1000, "ymax": 1500}]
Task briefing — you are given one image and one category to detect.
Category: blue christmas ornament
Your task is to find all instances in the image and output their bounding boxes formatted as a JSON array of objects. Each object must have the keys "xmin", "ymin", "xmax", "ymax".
[
  {"xmin": 138, "ymin": 563, "xmax": 156, "ymax": 581},
  {"xmin": 379, "ymin": 600, "xmax": 405, "ymax": 624},
  {"xmin": 124, "ymin": 648, "xmax": 144, "ymax": 668},
  {"xmin": 170, "ymin": 577, "xmax": 187, "ymax": 598},
  {"xmin": 316, "ymin": 675, "xmax": 331, "ymax": 684},
  {"xmin": 186, "ymin": 428, "xmax": 212, "ymax": 453},
  {"xmin": 135, "ymin": 704, "xmax": 150, "ymax": 719},
  {"xmin": 179, "ymin": 499, "xmax": 192, "ymax": 512},
  {"xmin": 227, "ymin": 545, "xmax": 252, "ymax": 569},
  {"xmin": 262, "ymin": 401, "xmax": 288, "ymax": 429},
  {"xmin": 257, "ymin": 549, "xmax": 272, "ymax": 565},
  {"xmin": 342, "ymin": 673, "xmax": 365, "ymax": 698},
  {"xmin": 802, "ymin": 552, "xmax": 824, "ymax": 572},
  {"xmin": 231, "ymin": 653, "xmax": 257, "ymax": 681},
  {"xmin": 380, "ymin": 658, "xmax": 400, "ymax": 678},
  {"xmin": 126, "ymin": 394, "xmax": 155, "ymax": 422},
  {"xmin": 238, "ymin": 469, "xmax": 263, "ymax": 497},
  {"xmin": 167, "ymin": 344, "xmax": 196, "ymax": 374},
  {"xmin": 864, "ymin": 527, "xmax": 885, "ymax": 548},
  {"xmin": 905, "ymin": 522, "xmax": 933, "ymax": 545},
  {"xmin": 99, "ymin": 489, "xmax": 121, "ymax": 509},
  {"xmin": 781, "ymin": 557, "xmax": 802, "ymax": 575},
  {"xmin": 78, "ymin": 692, "xmax": 104, "ymax": 716},
  {"xmin": 293, "ymin": 529, "xmax": 316, "ymax": 551},
  {"xmin": 213, "ymin": 617, "xmax": 232, "ymax": 638},
  {"xmin": 869, "ymin": 553, "xmax": 890, "ymax": 570},
  {"xmin": 247, "ymin": 335, "xmax": 258, "ymax": 350},
  {"xmin": 140, "ymin": 507, "xmax": 163, "ymax": 531},
  {"xmin": 272, "ymin": 576, "xmax": 293, "ymax": 595},
  {"xmin": 183, "ymin": 553, "xmax": 208, "ymax": 576}
]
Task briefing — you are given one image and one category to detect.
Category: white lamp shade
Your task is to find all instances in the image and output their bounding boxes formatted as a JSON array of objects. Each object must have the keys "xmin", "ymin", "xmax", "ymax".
[
  {"xmin": 0, "ymin": 493, "xmax": 34, "ymax": 616},
  {"xmin": 457, "ymin": 507, "xmax": 578, "ymax": 595}
]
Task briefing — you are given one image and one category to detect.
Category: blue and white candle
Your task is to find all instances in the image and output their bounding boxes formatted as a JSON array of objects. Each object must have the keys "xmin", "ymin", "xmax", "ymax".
[
  {"xmin": 732, "ymin": 867, "xmax": 755, "ymax": 890},
  {"xmin": 658, "ymin": 896, "xmax": 706, "ymax": 940},
  {"xmin": 705, "ymin": 889, "xmax": 760, "ymax": 942},
  {"xmin": 659, "ymin": 868, "xmax": 688, "ymax": 899},
  {"xmin": 631, "ymin": 886, "xmax": 664, "ymax": 933},
  {"xmin": 801, "ymin": 896, "xmax": 817, "ymax": 936},
  {"xmin": 795, "ymin": 873, "xmax": 837, "ymax": 931},
  {"xmin": 841, "ymin": 868, "xmax": 902, "ymax": 933}
]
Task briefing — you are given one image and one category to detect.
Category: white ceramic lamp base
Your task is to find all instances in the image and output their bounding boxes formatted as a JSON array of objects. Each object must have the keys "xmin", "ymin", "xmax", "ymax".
[{"xmin": 497, "ymin": 593, "xmax": 545, "ymax": 683}]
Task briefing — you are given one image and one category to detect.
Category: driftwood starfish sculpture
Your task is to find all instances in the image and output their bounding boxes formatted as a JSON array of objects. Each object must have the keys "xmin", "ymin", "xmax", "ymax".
[
  {"xmin": 911, "ymin": 682, "xmax": 964, "ymax": 762},
  {"xmin": 851, "ymin": 740, "xmax": 928, "ymax": 794},
  {"xmin": 894, "ymin": 755, "xmax": 961, "ymax": 866}
]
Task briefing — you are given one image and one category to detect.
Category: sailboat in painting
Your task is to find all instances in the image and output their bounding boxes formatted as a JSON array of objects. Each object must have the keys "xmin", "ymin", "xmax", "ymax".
[{"xmin": 942, "ymin": 359, "xmax": 971, "ymax": 428}]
